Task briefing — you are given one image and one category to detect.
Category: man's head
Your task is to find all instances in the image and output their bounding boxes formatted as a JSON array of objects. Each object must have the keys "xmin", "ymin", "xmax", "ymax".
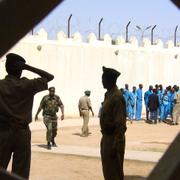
[
  {"xmin": 132, "ymin": 86, "xmax": 136, "ymax": 92},
  {"xmin": 139, "ymin": 84, "xmax": 143, "ymax": 89},
  {"xmin": 155, "ymin": 84, "xmax": 159, "ymax": 90},
  {"xmin": 102, "ymin": 66, "xmax": 120, "ymax": 89},
  {"xmin": 49, "ymin": 87, "xmax": 55, "ymax": 96},
  {"xmin": 84, "ymin": 90, "xmax": 91, "ymax": 96},
  {"xmin": 159, "ymin": 84, "xmax": 163, "ymax": 90},
  {"xmin": 6, "ymin": 53, "xmax": 26, "ymax": 77},
  {"xmin": 149, "ymin": 85, "xmax": 153, "ymax": 91},
  {"xmin": 125, "ymin": 84, "xmax": 129, "ymax": 90}
]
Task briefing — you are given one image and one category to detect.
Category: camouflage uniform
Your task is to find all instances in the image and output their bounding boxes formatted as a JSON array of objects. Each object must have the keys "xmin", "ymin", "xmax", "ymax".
[
  {"xmin": 40, "ymin": 94, "xmax": 63, "ymax": 142},
  {"xmin": 100, "ymin": 87, "xmax": 127, "ymax": 180}
]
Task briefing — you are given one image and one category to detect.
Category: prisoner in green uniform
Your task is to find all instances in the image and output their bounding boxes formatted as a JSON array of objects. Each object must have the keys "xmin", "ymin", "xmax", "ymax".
[
  {"xmin": 35, "ymin": 87, "xmax": 64, "ymax": 149},
  {"xmin": 100, "ymin": 66, "xmax": 127, "ymax": 180}
]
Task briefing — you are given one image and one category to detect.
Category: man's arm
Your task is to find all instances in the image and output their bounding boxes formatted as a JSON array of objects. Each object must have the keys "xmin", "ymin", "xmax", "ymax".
[
  {"xmin": 87, "ymin": 98, "xmax": 94, "ymax": 116},
  {"xmin": 35, "ymin": 107, "xmax": 42, "ymax": 121},
  {"xmin": 89, "ymin": 107, "xmax": 94, "ymax": 116},
  {"xmin": 19, "ymin": 62, "xmax": 54, "ymax": 82},
  {"xmin": 60, "ymin": 105, "xmax": 64, "ymax": 120}
]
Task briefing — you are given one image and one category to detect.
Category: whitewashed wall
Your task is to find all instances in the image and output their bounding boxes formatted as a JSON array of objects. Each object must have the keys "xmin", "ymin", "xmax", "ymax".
[{"xmin": 0, "ymin": 29, "xmax": 180, "ymax": 118}]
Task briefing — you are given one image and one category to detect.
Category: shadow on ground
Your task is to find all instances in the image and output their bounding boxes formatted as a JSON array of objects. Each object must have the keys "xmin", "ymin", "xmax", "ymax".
[
  {"xmin": 72, "ymin": 132, "xmax": 92, "ymax": 137},
  {"xmin": 125, "ymin": 175, "xmax": 146, "ymax": 180},
  {"xmin": 34, "ymin": 144, "xmax": 48, "ymax": 149},
  {"xmin": 72, "ymin": 132, "xmax": 81, "ymax": 136}
]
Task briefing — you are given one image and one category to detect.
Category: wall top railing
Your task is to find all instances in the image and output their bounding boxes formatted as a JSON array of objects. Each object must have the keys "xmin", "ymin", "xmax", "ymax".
[{"xmin": 24, "ymin": 28, "xmax": 180, "ymax": 49}]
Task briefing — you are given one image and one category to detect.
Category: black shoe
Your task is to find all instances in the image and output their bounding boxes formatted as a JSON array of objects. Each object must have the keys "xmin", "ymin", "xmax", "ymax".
[{"xmin": 47, "ymin": 142, "xmax": 51, "ymax": 150}]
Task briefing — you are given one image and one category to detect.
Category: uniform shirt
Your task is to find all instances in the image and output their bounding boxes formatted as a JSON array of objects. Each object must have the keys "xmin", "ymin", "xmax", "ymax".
[
  {"xmin": 174, "ymin": 92, "xmax": 180, "ymax": 104},
  {"xmin": 144, "ymin": 90, "xmax": 153, "ymax": 106},
  {"xmin": 100, "ymin": 87, "xmax": 126, "ymax": 139},
  {"xmin": 129, "ymin": 91, "xmax": 137, "ymax": 107},
  {"xmin": 40, "ymin": 94, "xmax": 63, "ymax": 116},
  {"xmin": 136, "ymin": 88, "xmax": 143, "ymax": 101},
  {"xmin": 78, "ymin": 95, "xmax": 92, "ymax": 110},
  {"xmin": 148, "ymin": 93, "xmax": 159, "ymax": 111},
  {"xmin": 0, "ymin": 75, "xmax": 48, "ymax": 127},
  {"xmin": 123, "ymin": 89, "xmax": 130, "ymax": 107}
]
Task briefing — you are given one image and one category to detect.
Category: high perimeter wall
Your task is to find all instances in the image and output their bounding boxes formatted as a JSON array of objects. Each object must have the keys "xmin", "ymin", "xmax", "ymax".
[{"xmin": 0, "ymin": 29, "xmax": 180, "ymax": 118}]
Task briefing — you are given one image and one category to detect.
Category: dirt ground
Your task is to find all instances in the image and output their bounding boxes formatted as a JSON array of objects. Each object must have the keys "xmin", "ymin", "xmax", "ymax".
[
  {"xmin": 32, "ymin": 120, "xmax": 180, "ymax": 152},
  {"xmin": 30, "ymin": 153, "xmax": 155, "ymax": 180},
  {"xmin": 8, "ymin": 120, "xmax": 180, "ymax": 180}
]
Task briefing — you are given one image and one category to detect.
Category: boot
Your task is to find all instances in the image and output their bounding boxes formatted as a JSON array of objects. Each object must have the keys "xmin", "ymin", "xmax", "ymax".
[
  {"xmin": 47, "ymin": 142, "xmax": 51, "ymax": 150},
  {"xmin": 51, "ymin": 139, "xmax": 57, "ymax": 147}
]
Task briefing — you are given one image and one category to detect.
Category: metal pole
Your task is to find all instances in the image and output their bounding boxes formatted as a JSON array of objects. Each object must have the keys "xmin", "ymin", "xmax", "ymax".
[
  {"xmin": 126, "ymin": 21, "xmax": 131, "ymax": 43},
  {"xmin": 174, "ymin": 25, "xmax": 178, "ymax": 47},
  {"xmin": 151, "ymin": 25, "xmax": 156, "ymax": 45},
  {"xmin": 98, "ymin": 17, "xmax": 103, "ymax": 40},
  {"xmin": 31, "ymin": 28, "xmax": 34, "ymax": 35},
  {"xmin": 68, "ymin": 14, "xmax": 72, "ymax": 38}
]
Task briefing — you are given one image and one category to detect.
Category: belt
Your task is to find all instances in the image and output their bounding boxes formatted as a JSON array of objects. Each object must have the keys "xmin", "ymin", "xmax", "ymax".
[{"xmin": 81, "ymin": 108, "xmax": 89, "ymax": 111}]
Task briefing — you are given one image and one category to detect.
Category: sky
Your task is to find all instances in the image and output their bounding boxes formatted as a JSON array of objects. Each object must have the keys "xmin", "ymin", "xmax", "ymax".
[{"xmin": 34, "ymin": 0, "xmax": 180, "ymax": 42}]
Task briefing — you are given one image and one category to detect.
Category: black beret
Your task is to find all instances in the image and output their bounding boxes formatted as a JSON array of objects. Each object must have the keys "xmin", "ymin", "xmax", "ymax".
[
  {"xmin": 49, "ymin": 87, "xmax": 55, "ymax": 91},
  {"xmin": 84, "ymin": 90, "xmax": 91, "ymax": 95},
  {"xmin": 102, "ymin": 66, "xmax": 120, "ymax": 79},
  {"xmin": 6, "ymin": 53, "xmax": 26, "ymax": 64}
]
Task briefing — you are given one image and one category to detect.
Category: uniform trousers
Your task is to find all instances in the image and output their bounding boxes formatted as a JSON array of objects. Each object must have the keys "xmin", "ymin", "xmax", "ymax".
[
  {"xmin": 0, "ymin": 126, "xmax": 31, "ymax": 179},
  {"xmin": 101, "ymin": 134, "xmax": 125, "ymax": 180},
  {"xmin": 81, "ymin": 110, "xmax": 89, "ymax": 136},
  {"xmin": 43, "ymin": 115, "xmax": 58, "ymax": 142}
]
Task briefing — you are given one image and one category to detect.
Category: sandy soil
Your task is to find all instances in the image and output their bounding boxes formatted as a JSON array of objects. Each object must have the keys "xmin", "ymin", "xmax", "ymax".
[
  {"xmin": 8, "ymin": 120, "xmax": 180, "ymax": 180},
  {"xmin": 32, "ymin": 120, "xmax": 180, "ymax": 152},
  {"xmin": 30, "ymin": 153, "xmax": 155, "ymax": 180}
]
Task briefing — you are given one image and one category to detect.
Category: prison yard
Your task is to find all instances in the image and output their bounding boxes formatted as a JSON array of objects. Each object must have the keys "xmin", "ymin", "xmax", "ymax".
[{"xmin": 7, "ymin": 117, "xmax": 178, "ymax": 180}]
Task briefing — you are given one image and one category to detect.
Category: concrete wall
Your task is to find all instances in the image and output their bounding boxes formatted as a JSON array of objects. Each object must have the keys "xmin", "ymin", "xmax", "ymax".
[{"xmin": 0, "ymin": 29, "xmax": 180, "ymax": 118}]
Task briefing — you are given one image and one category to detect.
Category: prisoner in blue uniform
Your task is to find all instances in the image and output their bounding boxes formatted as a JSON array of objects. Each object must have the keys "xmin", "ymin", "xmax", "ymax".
[
  {"xmin": 160, "ymin": 90, "xmax": 169, "ymax": 121},
  {"xmin": 123, "ymin": 84, "xmax": 131, "ymax": 119},
  {"xmin": 136, "ymin": 84, "xmax": 143, "ymax": 120},
  {"xmin": 129, "ymin": 86, "xmax": 137, "ymax": 121},
  {"xmin": 158, "ymin": 84, "xmax": 164, "ymax": 120}
]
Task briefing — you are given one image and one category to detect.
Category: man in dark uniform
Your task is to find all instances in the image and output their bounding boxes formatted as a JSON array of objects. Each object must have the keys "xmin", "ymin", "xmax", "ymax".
[
  {"xmin": 35, "ymin": 87, "xmax": 64, "ymax": 149},
  {"xmin": 100, "ymin": 66, "xmax": 127, "ymax": 180},
  {"xmin": 0, "ymin": 53, "xmax": 54, "ymax": 179}
]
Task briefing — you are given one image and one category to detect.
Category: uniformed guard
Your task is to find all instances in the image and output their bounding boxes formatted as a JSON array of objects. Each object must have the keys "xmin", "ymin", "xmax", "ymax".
[
  {"xmin": 144, "ymin": 85, "xmax": 153, "ymax": 121},
  {"xmin": 172, "ymin": 86, "xmax": 180, "ymax": 125},
  {"xmin": 35, "ymin": 87, "xmax": 64, "ymax": 149},
  {"xmin": 100, "ymin": 66, "xmax": 126, "ymax": 180},
  {"xmin": 0, "ymin": 53, "xmax": 54, "ymax": 179},
  {"xmin": 78, "ymin": 90, "xmax": 94, "ymax": 137}
]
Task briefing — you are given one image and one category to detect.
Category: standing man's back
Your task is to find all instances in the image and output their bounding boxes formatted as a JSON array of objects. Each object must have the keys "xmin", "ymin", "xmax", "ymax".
[
  {"xmin": 78, "ymin": 90, "xmax": 94, "ymax": 137},
  {"xmin": 0, "ymin": 53, "xmax": 54, "ymax": 179}
]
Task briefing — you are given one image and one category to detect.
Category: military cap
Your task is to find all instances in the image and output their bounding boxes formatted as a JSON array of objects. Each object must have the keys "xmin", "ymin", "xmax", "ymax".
[
  {"xmin": 6, "ymin": 53, "xmax": 26, "ymax": 65},
  {"xmin": 102, "ymin": 66, "xmax": 120, "ymax": 79},
  {"xmin": 84, "ymin": 90, "xmax": 91, "ymax": 96},
  {"xmin": 49, "ymin": 87, "xmax": 55, "ymax": 91}
]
